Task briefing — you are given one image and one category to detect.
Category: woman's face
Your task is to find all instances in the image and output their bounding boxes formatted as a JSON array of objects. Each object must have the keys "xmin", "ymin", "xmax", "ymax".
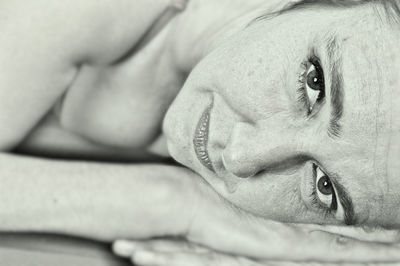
[{"xmin": 164, "ymin": 4, "xmax": 400, "ymax": 227}]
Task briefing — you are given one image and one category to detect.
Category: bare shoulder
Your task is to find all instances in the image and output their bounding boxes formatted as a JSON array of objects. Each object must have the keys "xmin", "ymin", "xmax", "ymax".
[
  {"xmin": 0, "ymin": 0, "xmax": 180, "ymax": 63},
  {"xmin": 0, "ymin": 0, "xmax": 178, "ymax": 151}
]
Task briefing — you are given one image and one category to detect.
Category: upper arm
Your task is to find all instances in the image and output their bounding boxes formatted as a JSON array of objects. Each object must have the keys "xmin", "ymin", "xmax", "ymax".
[{"xmin": 0, "ymin": 0, "xmax": 174, "ymax": 150}]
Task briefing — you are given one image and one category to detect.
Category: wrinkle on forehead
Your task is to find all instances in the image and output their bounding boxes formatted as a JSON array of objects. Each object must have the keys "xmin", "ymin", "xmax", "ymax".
[
  {"xmin": 381, "ymin": 41, "xmax": 400, "ymax": 225},
  {"xmin": 323, "ymin": 14, "xmax": 400, "ymax": 224},
  {"xmin": 361, "ymin": 28, "xmax": 400, "ymax": 225}
]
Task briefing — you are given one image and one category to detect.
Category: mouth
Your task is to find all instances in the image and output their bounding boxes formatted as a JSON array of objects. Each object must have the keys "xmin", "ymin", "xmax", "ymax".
[{"xmin": 193, "ymin": 98, "xmax": 215, "ymax": 173}]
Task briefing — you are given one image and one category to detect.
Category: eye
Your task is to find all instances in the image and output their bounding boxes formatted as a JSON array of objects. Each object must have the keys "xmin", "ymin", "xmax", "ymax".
[
  {"xmin": 313, "ymin": 164, "xmax": 337, "ymax": 211},
  {"xmin": 298, "ymin": 57, "xmax": 326, "ymax": 113}
]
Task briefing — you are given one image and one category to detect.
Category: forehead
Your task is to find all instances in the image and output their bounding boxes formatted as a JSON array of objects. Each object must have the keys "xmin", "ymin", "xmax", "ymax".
[
  {"xmin": 338, "ymin": 18, "xmax": 399, "ymax": 146},
  {"xmin": 277, "ymin": 5, "xmax": 400, "ymax": 224},
  {"xmin": 334, "ymin": 12, "xmax": 400, "ymax": 164},
  {"xmin": 314, "ymin": 7, "xmax": 400, "ymax": 224},
  {"xmin": 325, "ymin": 39, "xmax": 400, "ymax": 225}
]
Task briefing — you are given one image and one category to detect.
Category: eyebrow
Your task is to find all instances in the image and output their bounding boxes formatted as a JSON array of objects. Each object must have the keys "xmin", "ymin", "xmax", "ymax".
[
  {"xmin": 330, "ymin": 171, "xmax": 356, "ymax": 225},
  {"xmin": 323, "ymin": 38, "xmax": 356, "ymax": 224},
  {"xmin": 325, "ymin": 36, "xmax": 344, "ymax": 138}
]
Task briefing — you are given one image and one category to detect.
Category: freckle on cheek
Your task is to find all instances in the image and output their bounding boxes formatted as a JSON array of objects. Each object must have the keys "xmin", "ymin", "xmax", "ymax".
[{"xmin": 247, "ymin": 70, "xmax": 255, "ymax": 77}]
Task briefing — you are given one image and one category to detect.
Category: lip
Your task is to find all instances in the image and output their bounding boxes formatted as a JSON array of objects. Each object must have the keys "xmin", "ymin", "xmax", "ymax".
[{"xmin": 193, "ymin": 98, "xmax": 215, "ymax": 172}]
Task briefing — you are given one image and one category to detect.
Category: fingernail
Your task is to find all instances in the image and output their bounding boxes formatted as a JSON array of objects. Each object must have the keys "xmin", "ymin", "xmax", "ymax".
[
  {"xmin": 132, "ymin": 250, "xmax": 155, "ymax": 264},
  {"xmin": 113, "ymin": 240, "xmax": 136, "ymax": 256}
]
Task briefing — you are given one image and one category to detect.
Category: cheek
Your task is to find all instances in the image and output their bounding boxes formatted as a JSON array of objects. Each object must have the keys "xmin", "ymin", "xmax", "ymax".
[
  {"xmin": 214, "ymin": 55, "xmax": 287, "ymax": 121},
  {"xmin": 218, "ymin": 163, "xmax": 339, "ymax": 224},
  {"xmin": 207, "ymin": 37, "xmax": 304, "ymax": 122},
  {"xmin": 219, "ymin": 168, "xmax": 307, "ymax": 222}
]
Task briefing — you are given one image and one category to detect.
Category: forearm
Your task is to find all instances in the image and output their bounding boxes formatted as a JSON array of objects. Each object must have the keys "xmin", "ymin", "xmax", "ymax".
[{"xmin": 0, "ymin": 153, "xmax": 193, "ymax": 241}]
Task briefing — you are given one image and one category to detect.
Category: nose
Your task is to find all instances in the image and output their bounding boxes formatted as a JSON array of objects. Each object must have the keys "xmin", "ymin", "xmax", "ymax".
[{"xmin": 222, "ymin": 120, "xmax": 307, "ymax": 178}]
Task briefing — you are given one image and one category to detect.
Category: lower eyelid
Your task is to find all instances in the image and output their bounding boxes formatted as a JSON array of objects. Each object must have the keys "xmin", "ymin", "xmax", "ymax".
[
  {"xmin": 300, "ymin": 161, "xmax": 320, "ymax": 211},
  {"xmin": 335, "ymin": 201, "xmax": 345, "ymax": 221},
  {"xmin": 297, "ymin": 60, "xmax": 320, "ymax": 115},
  {"xmin": 307, "ymin": 162, "xmax": 341, "ymax": 218},
  {"xmin": 296, "ymin": 87, "xmax": 310, "ymax": 113},
  {"xmin": 331, "ymin": 183, "xmax": 345, "ymax": 221}
]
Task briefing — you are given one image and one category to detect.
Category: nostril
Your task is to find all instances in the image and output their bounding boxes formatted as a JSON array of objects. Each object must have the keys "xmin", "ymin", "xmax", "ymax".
[{"xmin": 221, "ymin": 151, "xmax": 257, "ymax": 178}]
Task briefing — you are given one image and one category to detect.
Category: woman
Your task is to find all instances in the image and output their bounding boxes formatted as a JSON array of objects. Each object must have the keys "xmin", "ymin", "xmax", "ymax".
[{"xmin": 1, "ymin": 0, "xmax": 400, "ymax": 265}]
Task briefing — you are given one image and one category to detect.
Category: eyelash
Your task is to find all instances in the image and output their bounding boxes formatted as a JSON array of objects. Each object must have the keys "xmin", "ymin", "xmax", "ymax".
[
  {"xmin": 297, "ymin": 54, "xmax": 325, "ymax": 115},
  {"xmin": 309, "ymin": 186, "xmax": 334, "ymax": 218},
  {"xmin": 297, "ymin": 61, "xmax": 310, "ymax": 104},
  {"xmin": 308, "ymin": 164, "xmax": 335, "ymax": 218}
]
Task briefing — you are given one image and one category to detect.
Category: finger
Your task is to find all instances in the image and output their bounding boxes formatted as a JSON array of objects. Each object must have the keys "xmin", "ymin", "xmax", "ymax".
[
  {"xmin": 113, "ymin": 240, "xmax": 136, "ymax": 257},
  {"xmin": 186, "ymin": 191, "xmax": 400, "ymax": 263},
  {"xmin": 113, "ymin": 239, "xmax": 208, "ymax": 257},
  {"xmin": 132, "ymin": 250, "xmax": 202, "ymax": 266},
  {"xmin": 301, "ymin": 224, "xmax": 400, "ymax": 243},
  {"xmin": 130, "ymin": 250, "xmax": 248, "ymax": 266}
]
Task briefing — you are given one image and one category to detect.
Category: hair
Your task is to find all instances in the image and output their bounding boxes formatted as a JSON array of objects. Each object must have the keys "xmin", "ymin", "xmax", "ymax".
[{"xmin": 255, "ymin": 0, "xmax": 400, "ymax": 24}]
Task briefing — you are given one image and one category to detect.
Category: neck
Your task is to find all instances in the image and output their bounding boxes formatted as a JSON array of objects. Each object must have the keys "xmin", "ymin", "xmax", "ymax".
[{"xmin": 168, "ymin": 0, "xmax": 290, "ymax": 72}]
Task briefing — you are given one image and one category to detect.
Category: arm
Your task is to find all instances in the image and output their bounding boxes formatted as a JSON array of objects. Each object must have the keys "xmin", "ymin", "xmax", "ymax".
[
  {"xmin": 2, "ymin": 151, "xmax": 399, "ymax": 263},
  {"xmin": 0, "ymin": 0, "xmax": 177, "ymax": 149},
  {"xmin": 113, "ymin": 239, "xmax": 399, "ymax": 266},
  {"xmin": 0, "ymin": 153, "xmax": 194, "ymax": 241},
  {"xmin": 0, "ymin": 0, "xmax": 191, "ymax": 241},
  {"xmin": 112, "ymin": 171, "xmax": 400, "ymax": 264},
  {"xmin": 0, "ymin": 0, "xmax": 188, "ymax": 238}
]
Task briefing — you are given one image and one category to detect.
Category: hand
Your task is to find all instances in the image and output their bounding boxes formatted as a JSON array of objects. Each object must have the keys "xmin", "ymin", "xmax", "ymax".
[
  {"xmin": 112, "ymin": 238, "xmax": 399, "ymax": 266},
  {"xmin": 111, "ymin": 167, "xmax": 400, "ymax": 263},
  {"xmin": 113, "ymin": 238, "xmax": 257, "ymax": 266}
]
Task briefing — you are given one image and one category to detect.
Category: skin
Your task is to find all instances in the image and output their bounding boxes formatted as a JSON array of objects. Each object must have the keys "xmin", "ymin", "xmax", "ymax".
[
  {"xmin": 121, "ymin": 2, "xmax": 400, "ymax": 265},
  {"xmin": 164, "ymin": 2, "xmax": 400, "ymax": 227},
  {"xmin": 0, "ymin": 0, "xmax": 399, "ymax": 265}
]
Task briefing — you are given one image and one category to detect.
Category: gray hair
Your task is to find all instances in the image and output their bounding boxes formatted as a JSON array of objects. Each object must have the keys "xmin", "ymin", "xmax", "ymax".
[{"xmin": 255, "ymin": 0, "xmax": 400, "ymax": 24}]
